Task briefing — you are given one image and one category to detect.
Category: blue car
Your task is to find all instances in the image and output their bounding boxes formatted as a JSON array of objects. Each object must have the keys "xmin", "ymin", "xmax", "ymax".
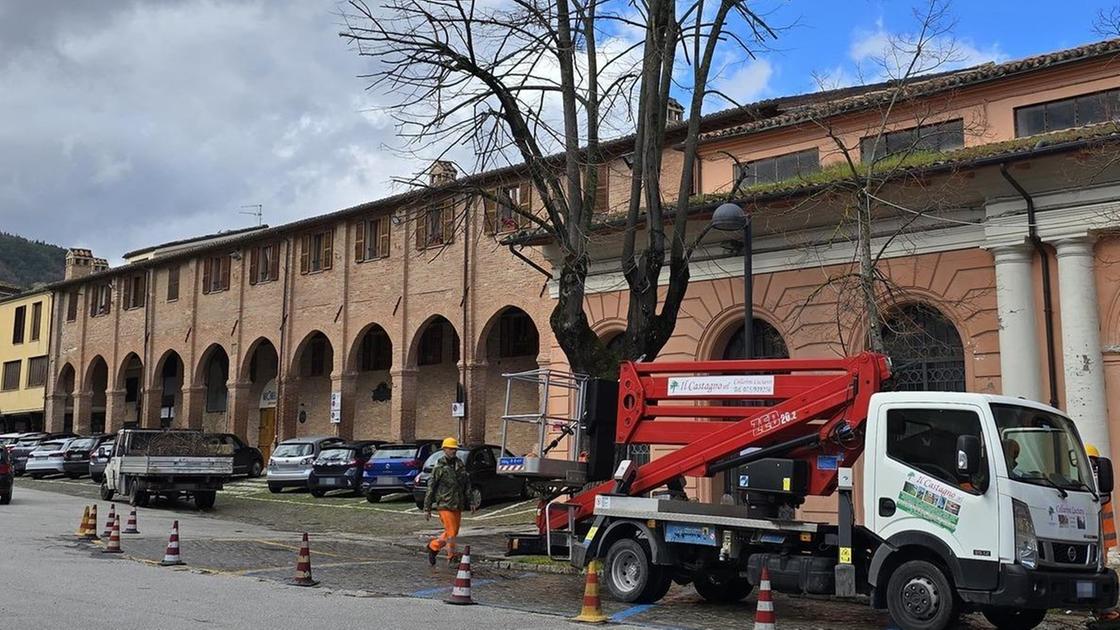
[{"xmin": 362, "ymin": 442, "xmax": 437, "ymax": 503}]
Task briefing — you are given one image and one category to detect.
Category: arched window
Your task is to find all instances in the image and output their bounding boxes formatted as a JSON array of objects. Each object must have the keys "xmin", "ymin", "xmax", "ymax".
[
  {"xmin": 721, "ymin": 319, "xmax": 790, "ymax": 360},
  {"xmin": 882, "ymin": 303, "xmax": 966, "ymax": 392}
]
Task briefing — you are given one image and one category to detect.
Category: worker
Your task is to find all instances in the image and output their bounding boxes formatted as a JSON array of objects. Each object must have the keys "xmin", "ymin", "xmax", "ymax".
[
  {"xmin": 424, "ymin": 437, "xmax": 472, "ymax": 566},
  {"xmin": 1003, "ymin": 439, "xmax": 1022, "ymax": 478}
]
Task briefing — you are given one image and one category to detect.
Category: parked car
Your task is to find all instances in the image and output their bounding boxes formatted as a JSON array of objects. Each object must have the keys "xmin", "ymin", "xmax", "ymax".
[
  {"xmin": 62, "ymin": 435, "xmax": 112, "ymax": 478},
  {"xmin": 25, "ymin": 438, "xmax": 76, "ymax": 479},
  {"xmin": 0, "ymin": 445, "xmax": 12, "ymax": 504},
  {"xmin": 266, "ymin": 436, "xmax": 345, "ymax": 493},
  {"xmin": 205, "ymin": 433, "xmax": 265, "ymax": 477},
  {"xmin": 89, "ymin": 442, "xmax": 113, "ymax": 483},
  {"xmin": 10, "ymin": 433, "xmax": 73, "ymax": 475},
  {"xmin": 307, "ymin": 440, "xmax": 383, "ymax": 497},
  {"xmin": 0, "ymin": 432, "xmax": 25, "ymax": 447},
  {"xmin": 362, "ymin": 442, "xmax": 439, "ymax": 503},
  {"xmin": 411, "ymin": 444, "xmax": 525, "ymax": 509}
]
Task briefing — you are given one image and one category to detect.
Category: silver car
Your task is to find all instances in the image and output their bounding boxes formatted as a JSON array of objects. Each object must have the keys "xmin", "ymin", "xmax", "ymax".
[
  {"xmin": 266, "ymin": 436, "xmax": 344, "ymax": 493},
  {"xmin": 24, "ymin": 438, "xmax": 75, "ymax": 478}
]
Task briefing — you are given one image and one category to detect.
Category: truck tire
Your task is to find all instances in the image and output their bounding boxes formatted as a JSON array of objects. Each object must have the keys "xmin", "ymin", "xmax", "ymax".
[
  {"xmin": 603, "ymin": 538, "xmax": 664, "ymax": 603},
  {"xmin": 310, "ymin": 488, "xmax": 327, "ymax": 498},
  {"xmin": 195, "ymin": 490, "xmax": 217, "ymax": 510},
  {"xmin": 99, "ymin": 481, "xmax": 114, "ymax": 501},
  {"xmin": 886, "ymin": 559, "xmax": 959, "ymax": 630},
  {"xmin": 693, "ymin": 568, "xmax": 753, "ymax": 603},
  {"xmin": 130, "ymin": 489, "xmax": 149, "ymax": 508},
  {"xmin": 268, "ymin": 483, "xmax": 282, "ymax": 494},
  {"xmin": 982, "ymin": 607, "xmax": 1047, "ymax": 629}
]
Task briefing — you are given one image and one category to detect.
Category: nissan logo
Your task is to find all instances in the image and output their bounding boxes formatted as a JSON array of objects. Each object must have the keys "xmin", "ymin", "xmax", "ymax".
[{"xmin": 1067, "ymin": 546, "xmax": 1078, "ymax": 562}]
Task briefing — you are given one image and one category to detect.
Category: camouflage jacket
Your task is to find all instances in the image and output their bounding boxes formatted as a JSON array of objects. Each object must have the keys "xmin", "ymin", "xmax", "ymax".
[{"xmin": 424, "ymin": 455, "xmax": 469, "ymax": 512}]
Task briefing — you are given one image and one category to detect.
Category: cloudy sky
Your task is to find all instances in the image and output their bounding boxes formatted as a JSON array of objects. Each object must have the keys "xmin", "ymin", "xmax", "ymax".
[{"xmin": 0, "ymin": 0, "xmax": 1113, "ymax": 263}]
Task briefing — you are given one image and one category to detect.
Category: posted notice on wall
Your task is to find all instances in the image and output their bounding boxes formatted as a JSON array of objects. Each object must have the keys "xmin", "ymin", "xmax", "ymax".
[
  {"xmin": 666, "ymin": 374, "xmax": 775, "ymax": 396},
  {"xmin": 329, "ymin": 392, "xmax": 341, "ymax": 424}
]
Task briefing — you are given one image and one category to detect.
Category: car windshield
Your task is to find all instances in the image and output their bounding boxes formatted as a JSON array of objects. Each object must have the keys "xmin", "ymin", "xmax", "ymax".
[
  {"xmin": 317, "ymin": 448, "xmax": 355, "ymax": 463},
  {"xmin": 373, "ymin": 446, "xmax": 419, "ymax": 459},
  {"xmin": 34, "ymin": 440, "xmax": 68, "ymax": 452},
  {"xmin": 992, "ymin": 403, "xmax": 1093, "ymax": 491},
  {"xmin": 67, "ymin": 438, "xmax": 98, "ymax": 450},
  {"xmin": 422, "ymin": 450, "xmax": 468, "ymax": 471},
  {"xmin": 16, "ymin": 438, "xmax": 43, "ymax": 446},
  {"xmin": 273, "ymin": 443, "xmax": 313, "ymax": 458}
]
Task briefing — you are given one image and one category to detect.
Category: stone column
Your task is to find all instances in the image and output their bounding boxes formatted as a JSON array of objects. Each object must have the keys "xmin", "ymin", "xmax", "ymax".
[
  {"xmin": 1054, "ymin": 236, "xmax": 1111, "ymax": 453},
  {"xmin": 227, "ymin": 380, "xmax": 253, "ymax": 439},
  {"xmin": 72, "ymin": 391, "xmax": 93, "ymax": 435},
  {"xmin": 389, "ymin": 367, "xmax": 418, "ymax": 442},
  {"xmin": 45, "ymin": 393, "xmax": 68, "ymax": 433},
  {"xmin": 991, "ymin": 243, "xmax": 1044, "ymax": 401},
  {"xmin": 180, "ymin": 385, "xmax": 206, "ymax": 430},
  {"xmin": 278, "ymin": 376, "xmax": 299, "ymax": 441},
  {"xmin": 140, "ymin": 387, "xmax": 162, "ymax": 428},
  {"xmin": 464, "ymin": 361, "xmax": 488, "ymax": 446},
  {"xmin": 331, "ymin": 372, "xmax": 358, "ymax": 440},
  {"xmin": 104, "ymin": 388, "xmax": 128, "ymax": 433}
]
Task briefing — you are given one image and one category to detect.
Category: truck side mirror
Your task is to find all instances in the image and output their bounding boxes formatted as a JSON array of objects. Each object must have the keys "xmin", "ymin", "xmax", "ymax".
[
  {"xmin": 956, "ymin": 435, "xmax": 981, "ymax": 476},
  {"xmin": 1098, "ymin": 457, "xmax": 1114, "ymax": 494}
]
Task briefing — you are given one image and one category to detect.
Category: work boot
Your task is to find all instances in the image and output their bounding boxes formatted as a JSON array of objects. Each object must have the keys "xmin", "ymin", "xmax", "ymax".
[
  {"xmin": 426, "ymin": 545, "xmax": 438, "ymax": 566},
  {"xmin": 447, "ymin": 552, "xmax": 461, "ymax": 567}
]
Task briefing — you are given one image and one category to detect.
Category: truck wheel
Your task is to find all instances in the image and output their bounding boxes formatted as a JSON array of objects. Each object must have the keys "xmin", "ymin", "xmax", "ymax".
[
  {"xmin": 268, "ymin": 483, "xmax": 282, "ymax": 494},
  {"xmin": 886, "ymin": 560, "xmax": 959, "ymax": 630},
  {"xmin": 130, "ymin": 490, "xmax": 149, "ymax": 508},
  {"xmin": 310, "ymin": 489, "xmax": 327, "ymax": 498},
  {"xmin": 195, "ymin": 491, "xmax": 217, "ymax": 510},
  {"xmin": 693, "ymin": 568, "xmax": 753, "ymax": 603},
  {"xmin": 366, "ymin": 492, "xmax": 381, "ymax": 503},
  {"xmin": 982, "ymin": 607, "xmax": 1047, "ymax": 630},
  {"xmin": 91, "ymin": 474, "xmax": 103, "ymax": 484},
  {"xmin": 603, "ymin": 538, "xmax": 661, "ymax": 603},
  {"xmin": 99, "ymin": 482, "xmax": 114, "ymax": 501}
]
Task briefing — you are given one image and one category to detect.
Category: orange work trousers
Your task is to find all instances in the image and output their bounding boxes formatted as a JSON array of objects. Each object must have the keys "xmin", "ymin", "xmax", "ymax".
[{"xmin": 428, "ymin": 509, "xmax": 462, "ymax": 559}]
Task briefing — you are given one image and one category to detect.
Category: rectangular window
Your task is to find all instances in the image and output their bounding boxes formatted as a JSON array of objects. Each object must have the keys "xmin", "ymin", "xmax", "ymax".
[
  {"xmin": 355, "ymin": 217, "xmax": 391, "ymax": 262},
  {"xmin": 1, "ymin": 360, "xmax": 20, "ymax": 391},
  {"xmin": 415, "ymin": 203, "xmax": 455, "ymax": 249},
  {"xmin": 30, "ymin": 301, "xmax": 42, "ymax": 341},
  {"xmin": 202, "ymin": 255, "xmax": 231, "ymax": 294},
  {"xmin": 11, "ymin": 305, "xmax": 25, "ymax": 344},
  {"xmin": 1014, "ymin": 88, "xmax": 1120, "ymax": 137},
  {"xmin": 594, "ymin": 164, "xmax": 610, "ymax": 213},
  {"xmin": 26, "ymin": 356, "xmax": 47, "ymax": 388},
  {"xmin": 485, "ymin": 184, "xmax": 532, "ymax": 234},
  {"xmin": 734, "ymin": 148, "xmax": 821, "ymax": 189},
  {"xmin": 886, "ymin": 407, "xmax": 986, "ymax": 492},
  {"xmin": 860, "ymin": 119, "xmax": 965, "ymax": 163},
  {"xmin": 89, "ymin": 283, "xmax": 112, "ymax": 317},
  {"xmin": 167, "ymin": 266, "xmax": 180, "ymax": 302},
  {"xmin": 66, "ymin": 289, "xmax": 79, "ymax": 322},
  {"xmin": 300, "ymin": 229, "xmax": 334, "ymax": 274},
  {"xmin": 249, "ymin": 243, "xmax": 281, "ymax": 284},
  {"xmin": 121, "ymin": 273, "xmax": 146, "ymax": 310}
]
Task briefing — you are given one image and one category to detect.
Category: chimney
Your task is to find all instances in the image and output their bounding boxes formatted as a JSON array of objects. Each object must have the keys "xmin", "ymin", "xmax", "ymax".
[
  {"xmin": 429, "ymin": 160, "xmax": 458, "ymax": 187},
  {"xmin": 65, "ymin": 248, "xmax": 107, "ymax": 280},
  {"xmin": 666, "ymin": 97, "xmax": 685, "ymax": 123}
]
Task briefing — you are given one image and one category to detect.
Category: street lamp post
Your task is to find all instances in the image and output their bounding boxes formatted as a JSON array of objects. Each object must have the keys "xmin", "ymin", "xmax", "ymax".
[{"xmin": 711, "ymin": 203, "xmax": 753, "ymax": 359}]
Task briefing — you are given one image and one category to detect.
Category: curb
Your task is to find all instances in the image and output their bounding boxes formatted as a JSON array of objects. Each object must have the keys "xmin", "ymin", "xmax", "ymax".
[{"xmin": 471, "ymin": 555, "xmax": 579, "ymax": 575}]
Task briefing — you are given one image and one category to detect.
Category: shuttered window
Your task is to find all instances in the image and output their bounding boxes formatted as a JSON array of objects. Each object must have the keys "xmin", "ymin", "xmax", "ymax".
[
  {"xmin": 416, "ymin": 204, "xmax": 455, "ymax": 249},
  {"xmin": 11, "ymin": 306, "xmax": 25, "ymax": 344},
  {"xmin": 249, "ymin": 243, "xmax": 281, "ymax": 284},
  {"xmin": 89, "ymin": 283, "xmax": 112, "ymax": 317},
  {"xmin": 355, "ymin": 217, "xmax": 391, "ymax": 262},
  {"xmin": 484, "ymin": 184, "xmax": 532, "ymax": 234},
  {"xmin": 30, "ymin": 301, "xmax": 42, "ymax": 341},
  {"xmin": 66, "ymin": 290, "xmax": 79, "ymax": 321},
  {"xmin": 26, "ymin": 356, "xmax": 47, "ymax": 388},
  {"xmin": 202, "ymin": 255, "xmax": 231, "ymax": 294},
  {"xmin": 121, "ymin": 273, "xmax": 146, "ymax": 310},
  {"xmin": 300, "ymin": 229, "xmax": 334, "ymax": 274},
  {"xmin": 1, "ymin": 361, "xmax": 20, "ymax": 391},
  {"xmin": 593, "ymin": 165, "xmax": 610, "ymax": 213},
  {"xmin": 166, "ymin": 266, "xmax": 180, "ymax": 302}
]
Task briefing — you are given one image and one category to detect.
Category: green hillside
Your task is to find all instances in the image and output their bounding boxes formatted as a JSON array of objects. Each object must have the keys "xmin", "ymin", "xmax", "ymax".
[{"xmin": 0, "ymin": 232, "xmax": 66, "ymax": 289}]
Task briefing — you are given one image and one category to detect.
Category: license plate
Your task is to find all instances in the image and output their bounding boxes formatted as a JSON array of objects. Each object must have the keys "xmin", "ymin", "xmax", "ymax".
[
  {"xmin": 329, "ymin": 478, "xmax": 347, "ymax": 487},
  {"xmin": 1077, "ymin": 581, "xmax": 1096, "ymax": 599},
  {"xmin": 375, "ymin": 476, "xmax": 396, "ymax": 485}
]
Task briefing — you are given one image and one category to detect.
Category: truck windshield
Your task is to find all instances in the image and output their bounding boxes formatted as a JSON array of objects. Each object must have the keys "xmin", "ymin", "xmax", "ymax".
[{"xmin": 992, "ymin": 403, "xmax": 1092, "ymax": 491}]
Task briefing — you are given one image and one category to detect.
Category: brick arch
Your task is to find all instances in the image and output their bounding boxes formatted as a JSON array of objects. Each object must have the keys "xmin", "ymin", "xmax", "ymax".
[
  {"xmin": 82, "ymin": 355, "xmax": 109, "ymax": 392},
  {"xmin": 289, "ymin": 330, "xmax": 334, "ymax": 375},
  {"xmin": 473, "ymin": 305, "xmax": 543, "ymax": 361},
  {"xmin": 193, "ymin": 343, "xmax": 229, "ymax": 388},
  {"xmin": 695, "ymin": 303, "xmax": 787, "ymax": 361},
  {"xmin": 591, "ymin": 318, "xmax": 626, "ymax": 338},
  {"xmin": 152, "ymin": 348, "xmax": 185, "ymax": 385},
  {"xmin": 404, "ymin": 313, "xmax": 459, "ymax": 369},
  {"xmin": 56, "ymin": 362, "xmax": 76, "ymax": 393},
  {"xmin": 115, "ymin": 351, "xmax": 144, "ymax": 389},
  {"xmin": 345, "ymin": 322, "xmax": 394, "ymax": 373},
  {"xmin": 239, "ymin": 336, "xmax": 280, "ymax": 382}
]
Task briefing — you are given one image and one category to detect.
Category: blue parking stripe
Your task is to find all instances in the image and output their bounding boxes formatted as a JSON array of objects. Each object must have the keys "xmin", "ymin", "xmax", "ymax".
[
  {"xmin": 411, "ymin": 579, "xmax": 495, "ymax": 597},
  {"xmin": 610, "ymin": 604, "xmax": 654, "ymax": 622}
]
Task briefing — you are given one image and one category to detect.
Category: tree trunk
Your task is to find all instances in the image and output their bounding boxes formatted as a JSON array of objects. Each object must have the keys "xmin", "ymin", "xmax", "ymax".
[{"xmin": 858, "ymin": 192, "xmax": 885, "ymax": 352}]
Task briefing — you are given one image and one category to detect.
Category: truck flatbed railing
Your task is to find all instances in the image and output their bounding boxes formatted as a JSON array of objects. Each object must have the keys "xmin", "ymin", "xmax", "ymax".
[{"xmin": 498, "ymin": 368, "xmax": 591, "ymax": 486}]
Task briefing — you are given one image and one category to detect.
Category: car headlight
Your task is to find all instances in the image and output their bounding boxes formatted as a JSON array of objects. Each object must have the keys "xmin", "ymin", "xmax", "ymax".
[{"xmin": 1013, "ymin": 499, "xmax": 1039, "ymax": 569}]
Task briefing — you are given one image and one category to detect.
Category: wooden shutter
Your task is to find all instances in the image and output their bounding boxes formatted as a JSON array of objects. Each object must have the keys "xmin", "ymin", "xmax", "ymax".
[
  {"xmin": 518, "ymin": 182, "xmax": 532, "ymax": 228},
  {"xmin": 249, "ymin": 247, "xmax": 260, "ymax": 285},
  {"xmin": 377, "ymin": 217, "xmax": 390, "ymax": 258},
  {"xmin": 221, "ymin": 255, "xmax": 231, "ymax": 290},
  {"xmin": 594, "ymin": 165, "xmax": 609, "ymax": 213},
  {"xmin": 202, "ymin": 258, "xmax": 212, "ymax": 294},
  {"xmin": 354, "ymin": 221, "xmax": 366, "ymax": 262},
  {"xmin": 167, "ymin": 267, "xmax": 179, "ymax": 301},
  {"xmin": 416, "ymin": 211, "xmax": 428, "ymax": 249},
  {"xmin": 321, "ymin": 229, "xmax": 333, "ymax": 270},
  {"xmin": 104, "ymin": 285, "xmax": 111, "ymax": 314},
  {"xmin": 269, "ymin": 244, "xmax": 280, "ymax": 280},
  {"xmin": 483, "ymin": 193, "xmax": 497, "ymax": 234},
  {"xmin": 300, "ymin": 236, "xmax": 310, "ymax": 274},
  {"xmin": 121, "ymin": 276, "xmax": 132, "ymax": 308},
  {"xmin": 441, "ymin": 204, "xmax": 454, "ymax": 244},
  {"xmin": 137, "ymin": 274, "xmax": 146, "ymax": 307}
]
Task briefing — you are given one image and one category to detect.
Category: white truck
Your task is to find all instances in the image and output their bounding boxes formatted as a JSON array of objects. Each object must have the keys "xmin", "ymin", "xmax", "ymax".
[{"xmin": 99, "ymin": 429, "xmax": 232, "ymax": 509}]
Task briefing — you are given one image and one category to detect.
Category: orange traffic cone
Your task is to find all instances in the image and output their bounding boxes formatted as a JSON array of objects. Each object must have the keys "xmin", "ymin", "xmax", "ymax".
[
  {"xmin": 754, "ymin": 565, "xmax": 775, "ymax": 630},
  {"xmin": 81, "ymin": 504, "xmax": 100, "ymax": 541},
  {"xmin": 75, "ymin": 505, "xmax": 90, "ymax": 538},
  {"xmin": 123, "ymin": 507, "xmax": 140, "ymax": 534},
  {"xmin": 102, "ymin": 503, "xmax": 116, "ymax": 539},
  {"xmin": 160, "ymin": 520, "xmax": 184, "ymax": 566},
  {"xmin": 290, "ymin": 532, "xmax": 319, "ymax": 587},
  {"xmin": 445, "ymin": 545, "xmax": 476, "ymax": 605},
  {"xmin": 572, "ymin": 558, "xmax": 609, "ymax": 623},
  {"xmin": 1103, "ymin": 494, "xmax": 1116, "ymax": 556},
  {"xmin": 102, "ymin": 514, "xmax": 123, "ymax": 554}
]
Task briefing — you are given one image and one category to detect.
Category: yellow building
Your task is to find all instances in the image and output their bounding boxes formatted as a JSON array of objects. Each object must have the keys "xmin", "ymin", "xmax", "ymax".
[{"xmin": 0, "ymin": 290, "xmax": 51, "ymax": 432}]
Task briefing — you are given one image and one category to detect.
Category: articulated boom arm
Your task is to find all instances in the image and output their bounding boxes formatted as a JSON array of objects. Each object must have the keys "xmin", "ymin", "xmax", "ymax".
[{"xmin": 546, "ymin": 352, "xmax": 890, "ymax": 531}]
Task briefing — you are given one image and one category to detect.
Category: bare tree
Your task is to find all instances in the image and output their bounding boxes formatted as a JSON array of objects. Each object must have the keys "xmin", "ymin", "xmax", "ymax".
[
  {"xmin": 340, "ymin": 0, "xmax": 775, "ymax": 376},
  {"xmin": 1095, "ymin": 5, "xmax": 1120, "ymax": 37}
]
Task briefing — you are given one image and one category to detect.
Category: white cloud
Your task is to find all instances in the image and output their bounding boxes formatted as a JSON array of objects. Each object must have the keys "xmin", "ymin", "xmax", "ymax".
[
  {"xmin": 709, "ymin": 59, "xmax": 774, "ymax": 108},
  {"xmin": 847, "ymin": 17, "xmax": 1005, "ymax": 82}
]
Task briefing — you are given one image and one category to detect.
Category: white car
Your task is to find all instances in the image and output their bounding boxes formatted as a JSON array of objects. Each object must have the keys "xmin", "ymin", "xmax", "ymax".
[{"xmin": 24, "ymin": 439, "xmax": 75, "ymax": 478}]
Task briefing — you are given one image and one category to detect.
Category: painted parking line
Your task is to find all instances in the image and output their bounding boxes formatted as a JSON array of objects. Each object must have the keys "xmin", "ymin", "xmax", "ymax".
[{"xmin": 610, "ymin": 604, "xmax": 655, "ymax": 622}]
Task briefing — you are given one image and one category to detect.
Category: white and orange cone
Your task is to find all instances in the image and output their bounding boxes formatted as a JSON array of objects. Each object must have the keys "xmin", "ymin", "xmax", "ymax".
[
  {"xmin": 75, "ymin": 505, "xmax": 90, "ymax": 538},
  {"xmin": 123, "ymin": 507, "xmax": 140, "ymax": 534},
  {"xmin": 445, "ymin": 544, "xmax": 476, "ymax": 605},
  {"xmin": 102, "ymin": 503, "xmax": 116, "ymax": 539},
  {"xmin": 754, "ymin": 565, "xmax": 775, "ymax": 630},
  {"xmin": 102, "ymin": 513, "xmax": 123, "ymax": 554},
  {"xmin": 290, "ymin": 532, "xmax": 319, "ymax": 587},
  {"xmin": 81, "ymin": 504, "xmax": 100, "ymax": 541},
  {"xmin": 160, "ymin": 520, "xmax": 184, "ymax": 566},
  {"xmin": 572, "ymin": 558, "xmax": 609, "ymax": 623}
]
